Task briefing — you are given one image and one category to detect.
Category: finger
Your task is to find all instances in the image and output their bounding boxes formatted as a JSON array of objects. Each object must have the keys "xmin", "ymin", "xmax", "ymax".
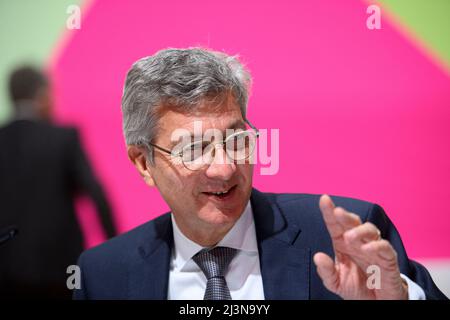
[
  {"xmin": 313, "ymin": 252, "xmax": 339, "ymax": 293},
  {"xmin": 344, "ymin": 222, "xmax": 380, "ymax": 248},
  {"xmin": 319, "ymin": 195, "xmax": 345, "ymax": 240},
  {"xmin": 334, "ymin": 206, "xmax": 362, "ymax": 231},
  {"xmin": 340, "ymin": 223, "xmax": 382, "ymax": 269},
  {"xmin": 361, "ymin": 240, "xmax": 404, "ymax": 299},
  {"xmin": 361, "ymin": 239, "xmax": 399, "ymax": 271}
]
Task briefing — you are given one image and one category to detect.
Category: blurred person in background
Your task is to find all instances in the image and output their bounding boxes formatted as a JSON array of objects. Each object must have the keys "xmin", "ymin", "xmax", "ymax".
[{"xmin": 0, "ymin": 66, "xmax": 117, "ymax": 299}]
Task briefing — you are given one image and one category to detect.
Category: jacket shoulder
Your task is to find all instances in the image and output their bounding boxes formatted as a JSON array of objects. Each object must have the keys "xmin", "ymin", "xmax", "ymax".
[
  {"xmin": 268, "ymin": 192, "xmax": 376, "ymax": 223},
  {"xmin": 0, "ymin": 120, "xmax": 79, "ymax": 143},
  {"xmin": 79, "ymin": 213, "xmax": 171, "ymax": 266},
  {"xmin": 75, "ymin": 213, "xmax": 171, "ymax": 298}
]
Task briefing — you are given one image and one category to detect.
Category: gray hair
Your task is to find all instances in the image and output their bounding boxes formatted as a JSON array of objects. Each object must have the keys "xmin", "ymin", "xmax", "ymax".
[{"xmin": 121, "ymin": 47, "xmax": 252, "ymax": 164}]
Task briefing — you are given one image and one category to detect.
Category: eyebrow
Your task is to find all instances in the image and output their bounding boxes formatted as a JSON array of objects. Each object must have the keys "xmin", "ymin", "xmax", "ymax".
[
  {"xmin": 168, "ymin": 119, "xmax": 247, "ymax": 148},
  {"xmin": 197, "ymin": 119, "xmax": 247, "ymax": 139},
  {"xmin": 227, "ymin": 119, "xmax": 247, "ymax": 130}
]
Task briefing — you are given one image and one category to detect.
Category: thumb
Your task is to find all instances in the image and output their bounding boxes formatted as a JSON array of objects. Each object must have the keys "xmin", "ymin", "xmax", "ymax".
[{"xmin": 313, "ymin": 252, "xmax": 339, "ymax": 293}]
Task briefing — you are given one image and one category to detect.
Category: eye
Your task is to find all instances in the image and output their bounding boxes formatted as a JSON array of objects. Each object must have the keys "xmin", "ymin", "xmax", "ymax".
[
  {"xmin": 182, "ymin": 140, "xmax": 209, "ymax": 162},
  {"xmin": 227, "ymin": 131, "xmax": 251, "ymax": 151}
]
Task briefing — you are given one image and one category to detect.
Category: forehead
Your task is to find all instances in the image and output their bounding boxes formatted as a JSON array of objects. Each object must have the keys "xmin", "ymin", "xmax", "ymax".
[{"xmin": 156, "ymin": 99, "xmax": 244, "ymax": 140}]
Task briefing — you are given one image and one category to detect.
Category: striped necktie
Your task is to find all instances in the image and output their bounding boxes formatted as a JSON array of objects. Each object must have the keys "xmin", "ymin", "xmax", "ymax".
[{"xmin": 192, "ymin": 246, "xmax": 238, "ymax": 300}]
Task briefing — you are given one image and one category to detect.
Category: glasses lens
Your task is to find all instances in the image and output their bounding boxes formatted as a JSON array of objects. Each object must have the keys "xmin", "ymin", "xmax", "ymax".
[
  {"xmin": 225, "ymin": 130, "xmax": 257, "ymax": 162},
  {"xmin": 181, "ymin": 140, "xmax": 211, "ymax": 170},
  {"xmin": 181, "ymin": 130, "xmax": 258, "ymax": 170}
]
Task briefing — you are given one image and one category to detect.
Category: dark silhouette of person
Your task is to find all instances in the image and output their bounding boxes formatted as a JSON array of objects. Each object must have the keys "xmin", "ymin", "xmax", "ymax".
[{"xmin": 0, "ymin": 66, "xmax": 117, "ymax": 299}]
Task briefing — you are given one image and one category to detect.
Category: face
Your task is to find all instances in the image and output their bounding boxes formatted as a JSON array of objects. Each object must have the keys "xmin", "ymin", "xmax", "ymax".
[{"xmin": 128, "ymin": 95, "xmax": 254, "ymax": 240}]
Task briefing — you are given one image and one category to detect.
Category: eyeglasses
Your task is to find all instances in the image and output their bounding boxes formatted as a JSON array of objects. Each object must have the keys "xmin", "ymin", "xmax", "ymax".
[{"xmin": 142, "ymin": 118, "xmax": 259, "ymax": 171}]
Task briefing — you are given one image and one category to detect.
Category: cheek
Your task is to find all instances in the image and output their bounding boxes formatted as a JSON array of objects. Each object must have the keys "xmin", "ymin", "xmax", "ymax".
[
  {"xmin": 237, "ymin": 164, "xmax": 254, "ymax": 184},
  {"xmin": 156, "ymin": 170, "xmax": 198, "ymax": 198},
  {"xmin": 153, "ymin": 170, "xmax": 180, "ymax": 193}
]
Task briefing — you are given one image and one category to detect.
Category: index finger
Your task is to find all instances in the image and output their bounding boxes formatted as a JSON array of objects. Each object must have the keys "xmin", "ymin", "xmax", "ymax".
[{"xmin": 319, "ymin": 194, "xmax": 345, "ymax": 241}]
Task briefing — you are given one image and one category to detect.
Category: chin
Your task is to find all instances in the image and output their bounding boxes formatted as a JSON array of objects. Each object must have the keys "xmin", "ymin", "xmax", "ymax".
[{"xmin": 199, "ymin": 206, "xmax": 242, "ymax": 226}]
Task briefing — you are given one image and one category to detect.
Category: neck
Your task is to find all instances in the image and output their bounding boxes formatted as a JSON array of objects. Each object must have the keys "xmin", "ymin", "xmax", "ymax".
[
  {"xmin": 14, "ymin": 100, "xmax": 40, "ymax": 121},
  {"xmin": 173, "ymin": 216, "xmax": 235, "ymax": 247}
]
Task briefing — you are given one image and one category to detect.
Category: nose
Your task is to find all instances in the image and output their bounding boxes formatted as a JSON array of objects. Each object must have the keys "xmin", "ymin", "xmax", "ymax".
[{"xmin": 205, "ymin": 144, "xmax": 236, "ymax": 180}]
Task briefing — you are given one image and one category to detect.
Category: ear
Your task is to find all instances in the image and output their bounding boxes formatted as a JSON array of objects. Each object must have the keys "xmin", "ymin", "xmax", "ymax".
[{"xmin": 127, "ymin": 145, "xmax": 156, "ymax": 187}]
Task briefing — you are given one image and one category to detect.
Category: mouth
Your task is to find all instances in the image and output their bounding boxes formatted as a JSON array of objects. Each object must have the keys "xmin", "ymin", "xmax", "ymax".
[{"xmin": 202, "ymin": 185, "xmax": 238, "ymax": 202}]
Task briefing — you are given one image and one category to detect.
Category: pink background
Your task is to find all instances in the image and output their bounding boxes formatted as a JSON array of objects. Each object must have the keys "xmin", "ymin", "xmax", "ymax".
[{"xmin": 50, "ymin": 0, "xmax": 450, "ymax": 259}]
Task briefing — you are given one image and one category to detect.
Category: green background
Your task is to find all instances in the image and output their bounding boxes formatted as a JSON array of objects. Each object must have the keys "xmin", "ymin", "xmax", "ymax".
[{"xmin": 0, "ymin": 0, "xmax": 81, "ymax": 125}]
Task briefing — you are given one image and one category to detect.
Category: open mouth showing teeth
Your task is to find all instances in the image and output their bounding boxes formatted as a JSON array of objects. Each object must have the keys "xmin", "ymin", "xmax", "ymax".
[
  {"xmin": 203, "ymin": 185, "xmax": 237, "ymax": 199},
  {"xmin": 212, "ymin": 190, "xmax": 229, "ymax": 195}
]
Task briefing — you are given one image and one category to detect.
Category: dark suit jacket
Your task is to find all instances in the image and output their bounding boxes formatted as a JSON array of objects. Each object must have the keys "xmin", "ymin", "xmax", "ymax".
[
  {"xmin": 0, "ymin": 119, "xmax": 116, "ymax": 298},
  {"xmin": 73, "ymin": 188, "xmax": 447, "ymax": 300}
]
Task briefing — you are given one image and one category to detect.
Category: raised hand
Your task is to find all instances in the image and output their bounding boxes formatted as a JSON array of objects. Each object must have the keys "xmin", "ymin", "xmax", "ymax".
[{"xmin": 313, "ymin": 195, "xmax": 408, "ymax": 300}]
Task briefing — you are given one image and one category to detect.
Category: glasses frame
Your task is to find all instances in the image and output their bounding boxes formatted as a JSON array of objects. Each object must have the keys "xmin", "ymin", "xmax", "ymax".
[{"xmin": 142, "ymin": 118, "xmax": 259, "ymax": 170}]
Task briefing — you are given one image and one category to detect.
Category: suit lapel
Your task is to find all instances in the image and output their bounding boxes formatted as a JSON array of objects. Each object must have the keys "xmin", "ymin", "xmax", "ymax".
[
  {"xmin": 128, "ymin": 216, "xmax": 173, "ymax": 299},
  {"xmin": 126, "ymin": 189, "xmax": 311, "ymax": 300},
  {"xmin": 251, "ymin": 189, "xmax": 310, "ymax": 299}
]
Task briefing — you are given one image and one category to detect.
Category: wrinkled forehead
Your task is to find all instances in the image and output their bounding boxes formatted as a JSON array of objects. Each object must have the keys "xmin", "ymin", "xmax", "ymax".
[{"xmin": 154, "ymin": 97, "xmax": 245, "ymax": 144}]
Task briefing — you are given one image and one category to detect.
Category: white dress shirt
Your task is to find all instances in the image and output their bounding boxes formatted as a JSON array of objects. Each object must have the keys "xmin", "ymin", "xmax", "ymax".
[
  {"xmin": 167, "ymin": 200, "xmax": 425, "ymax": 300},
  {"xmin": 168, "ymin": 201, "xmax": 265, "ymax": 299}
]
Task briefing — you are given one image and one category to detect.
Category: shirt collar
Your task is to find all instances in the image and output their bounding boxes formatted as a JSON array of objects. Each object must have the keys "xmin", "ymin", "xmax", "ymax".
[{"xmin": 171, "ymin": 200, "xmax": 258, "ymax": 271}]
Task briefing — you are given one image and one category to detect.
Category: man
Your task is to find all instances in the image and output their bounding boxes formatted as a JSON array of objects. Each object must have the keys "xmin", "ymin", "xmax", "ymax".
[
  {"xmin": 0, "ymin": 66, "xmax": 117, "ymax": 299},
  {"xmin": 74, "ymin": 48, "xmax": 446, "ymax": 300}
]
